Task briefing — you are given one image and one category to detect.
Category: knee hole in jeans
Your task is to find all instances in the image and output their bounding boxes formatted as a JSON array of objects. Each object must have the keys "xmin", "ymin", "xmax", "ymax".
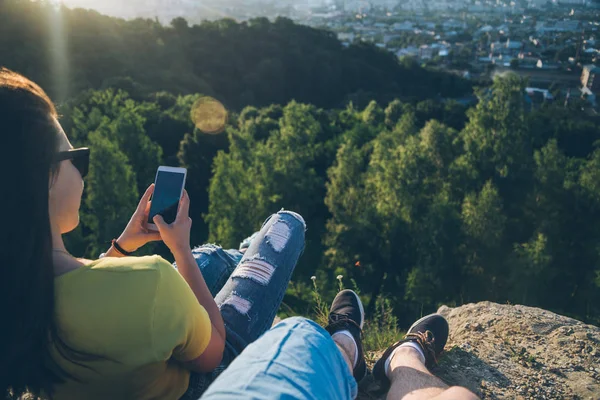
[
  {"xmin": 221, "ymin": 292, "xmax": 253, "ymax": 315},
  {"xmin": 265, "ymin": 219, "xmax": 292, "ymax": 252},
  {"xmin": 231, "ymin": 258, "xmax": 275, "ymax": 285}
]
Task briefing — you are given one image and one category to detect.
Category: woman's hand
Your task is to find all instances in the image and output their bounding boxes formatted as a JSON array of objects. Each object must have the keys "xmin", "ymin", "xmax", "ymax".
[
  {"xmin": 117, "ymin": 184, "xmax": 162, "ymax": 252},
  {"xmin": 152, "ymin": 190, "xmax": 192, "ymax": 257}
]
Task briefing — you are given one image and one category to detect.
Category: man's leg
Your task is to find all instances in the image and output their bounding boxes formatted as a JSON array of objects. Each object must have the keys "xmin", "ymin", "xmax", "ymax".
[
  {"xmin": 324, "ymin": 290, "xmax": 369, "ymax": 383},
  {"xmin": 201, "ymin": 317, "xmax": 358, "ymax": 400},
  {"xmin": 175, "ymin": 229, "xmax": 258, "ymax": 297},
  {"xmin": 386, "ymin": 347, "xmax": 477, "ymax": 400},
  {"xmin": 374, "ymin": 314, "xmax": 479, "ymax": 400},
  {"xmin": 174, "ymin": 244, "xmax": 243, "ymax": 297}
]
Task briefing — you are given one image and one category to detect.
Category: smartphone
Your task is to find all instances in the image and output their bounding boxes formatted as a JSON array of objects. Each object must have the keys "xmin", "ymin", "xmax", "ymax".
[{"xmin": 147, "ymin": 166, "xmax": 188, "ymax": 231}]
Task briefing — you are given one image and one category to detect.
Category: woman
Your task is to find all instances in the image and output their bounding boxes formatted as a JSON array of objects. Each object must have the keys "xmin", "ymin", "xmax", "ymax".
[{"xmin": 0, "ymin": 68, "xmax": 306, "ymax": 400}]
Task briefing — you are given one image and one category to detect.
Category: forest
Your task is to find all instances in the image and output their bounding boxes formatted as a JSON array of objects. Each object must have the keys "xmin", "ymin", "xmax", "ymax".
[
  {"xmin": 1, "ymin": 0, "xmax": 599, "ymax": 326},
  {"xmin": 0, "ymin": 0, "xmax": 471, "ymax": 108}
]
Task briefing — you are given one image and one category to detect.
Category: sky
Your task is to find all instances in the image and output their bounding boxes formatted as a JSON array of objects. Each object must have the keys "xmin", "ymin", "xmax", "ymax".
[
  {"xmin": 56, "ymin": 0, "xmax": 337, "ymax": 17},
  {"xmin": 56, "ymin": 0, "xmax": 259, "ymax": 20},
  {"xmin": 57, "ymin": 0, "xmax": 176, "ymax": 18},
  {"xmin": 58, "ymin": 0, "xmax": 130, "ymax": 16}
]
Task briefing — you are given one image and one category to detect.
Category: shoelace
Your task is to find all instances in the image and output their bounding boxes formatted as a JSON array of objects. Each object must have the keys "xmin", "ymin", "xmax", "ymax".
[
  {"xmin": 403, "ymin": 330, "xmax": 438, "ymax": 368},
  {"xmin": 325, "ymin": 313, "xmax": 364, "ymax": 340}
]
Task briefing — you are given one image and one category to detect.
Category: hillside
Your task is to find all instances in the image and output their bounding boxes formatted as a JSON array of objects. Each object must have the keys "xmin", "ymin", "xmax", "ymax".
[
  {"xmin": 361, "ymin": 302, "xmax": 600, "ymax": 399},
  {"xmin": 0, "ymin": 0, "xmax": 472, "ymax": 107}
]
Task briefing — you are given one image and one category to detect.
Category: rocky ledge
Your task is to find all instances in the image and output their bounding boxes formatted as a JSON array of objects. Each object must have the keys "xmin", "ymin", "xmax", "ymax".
[{"xmin": 363, "ymin": 301, "xmax": 600, "ymax": 400}]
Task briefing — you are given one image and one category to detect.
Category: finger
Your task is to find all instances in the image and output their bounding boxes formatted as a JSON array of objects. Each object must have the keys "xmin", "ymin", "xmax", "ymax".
[
  {"xmin": 153, "ymin": 215, "xmax": 167, "ymax": 231},
  {"xmin": 143, "ymin": 201, "xmax": 152, "ymax": 219},
  {"xmin": 141, "ymin": 202, "xmax": 152, "ymax": 230},
  {"xmin": 143, "ymin": 231, "xmax": 162, "ymax": 242},
  {"xmin": 136, "ymin": 184, "xmax": 155, "ymax": 214},
  {"xmin": 176, "ymin": 190, "xmax": 190, "ymax": 222}
]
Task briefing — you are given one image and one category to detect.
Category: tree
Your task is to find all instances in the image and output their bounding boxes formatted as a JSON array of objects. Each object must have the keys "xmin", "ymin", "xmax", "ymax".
[
  {"xmin": 460, "ymin": 180, "xmax": 507, "ymax": 300},
  {"xmin": 81, "ymin": 131, "xmax": 139, "ymax": 257},
  {"xmin": 178, "ymin": 129, "xmax": 229, "ymax": 244},
  {"xmin": 171, "ymin": 17, "xmax": 189, "ymax": 33},
  {"xmin": 109, "ymin": 106, "xmax": 163, "ymax": 193},
  {"xmin": 384, "ymin": 99, "xmax": 404, "ymax": 128},
  {"xmin": 66, "ymin": 89, "xmax": 163, "ymax": 195},
  {"xmin": 362, "ymin": 100, "xmax": 385, "ymax": 126},
  {"xmin": 0, "ymin": 0, "xmax": 472, "ymax": 108},
  {"xmin": 462, "ymin": 74, "xmax": 531, "ymax": 186},
  {"xmin": 206, "ymin": 102, "xmax": 337, "ymax": 280}
]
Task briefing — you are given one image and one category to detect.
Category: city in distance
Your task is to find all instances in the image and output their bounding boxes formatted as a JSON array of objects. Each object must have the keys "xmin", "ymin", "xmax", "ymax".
[{"xmin": 55, "ymin": 0, "xmax": 600, "ymax": 22}]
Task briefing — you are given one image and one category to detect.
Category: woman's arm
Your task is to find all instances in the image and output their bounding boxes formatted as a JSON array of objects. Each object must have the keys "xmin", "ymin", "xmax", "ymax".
[
  {"xmin": 152, "ymin": 191, "xmax": 226, "ymax": 372},
  {"xmin": 103, "ymin": 242, "xmax": 127, "ymax": 258},
  {"xmin": 173, "ymin": 248, "xmax": 226, "ymax": 346},
  {"xmin": 172, "ymin": 248, "xmax": 226, "ymax": 372},
  {"xmin": 103, "ymin": 184, "xmax": 162, "ymax": 258}
]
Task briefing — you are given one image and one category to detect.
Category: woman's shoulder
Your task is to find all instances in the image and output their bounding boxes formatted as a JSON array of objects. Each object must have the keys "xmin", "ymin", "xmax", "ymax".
[
  {"xmin": 80, "ymin": 255, "xmax": 174, "ymax": 275},
  {"xmin": 55, "ymin": 255, "xmax": 178, "ymax": 296}
]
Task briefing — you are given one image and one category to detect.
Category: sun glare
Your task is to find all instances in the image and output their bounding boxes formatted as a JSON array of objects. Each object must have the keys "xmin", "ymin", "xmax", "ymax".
[{"xmin": 48, "ymin": 4, "xmax": 69, "ymax": 102}]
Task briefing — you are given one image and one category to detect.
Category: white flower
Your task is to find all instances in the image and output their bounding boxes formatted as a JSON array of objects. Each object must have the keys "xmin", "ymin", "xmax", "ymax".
[
  {"xmin": 336, "ymin": 275, "xmax": 343, "ymax": 281},
  {"xmin": 311, "ymin": 276, "xmax": 317, "ymax": 281}
]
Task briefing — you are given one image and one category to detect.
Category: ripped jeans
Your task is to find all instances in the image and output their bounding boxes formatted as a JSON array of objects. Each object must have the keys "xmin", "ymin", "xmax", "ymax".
[{"xmin": 179, "ymin": 210, "xmax": 306, "ymax": 399}]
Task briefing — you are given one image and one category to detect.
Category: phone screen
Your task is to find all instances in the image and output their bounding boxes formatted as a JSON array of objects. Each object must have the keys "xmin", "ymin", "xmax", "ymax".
[{"xmin": 147, "ymin": 171, "xmax": 186, "ymax": 224}]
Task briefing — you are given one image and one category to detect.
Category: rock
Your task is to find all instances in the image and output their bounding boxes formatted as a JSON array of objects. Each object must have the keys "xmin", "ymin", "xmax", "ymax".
[
  {"xmin": 433, "ymin": 302, "xmax": 600, "ymax": 399},
  {"xmin": 359, "ymin": 302, "xmax": 599, "ymax": 400}
]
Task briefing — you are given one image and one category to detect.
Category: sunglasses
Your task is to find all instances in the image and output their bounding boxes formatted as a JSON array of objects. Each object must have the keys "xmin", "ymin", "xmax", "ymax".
[{"xmin": 54, "ymin": 148, "xmax": 90, "ymax": 178}]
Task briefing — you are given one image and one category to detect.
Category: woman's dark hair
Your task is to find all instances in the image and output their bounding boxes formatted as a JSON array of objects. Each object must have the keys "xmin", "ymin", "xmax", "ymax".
[{"xmin": 0, "ymin": 68, "xmax": 87, "ymax": 399}]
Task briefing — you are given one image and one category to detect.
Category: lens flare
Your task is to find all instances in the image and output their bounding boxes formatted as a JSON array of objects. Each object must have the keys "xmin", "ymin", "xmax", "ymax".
[
  {"xmin": 190, "ymin": 96, "xmax": 228, "ymax": 134},
  {"xmin": 49, "ymin": 3, "xmax": 70, "ymax": 102}
]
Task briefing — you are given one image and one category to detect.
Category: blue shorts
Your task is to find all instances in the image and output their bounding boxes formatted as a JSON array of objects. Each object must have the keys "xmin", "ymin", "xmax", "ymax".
[{"xmin": 202, "ymin": 317, "xmax": 358, "ymax": 400}]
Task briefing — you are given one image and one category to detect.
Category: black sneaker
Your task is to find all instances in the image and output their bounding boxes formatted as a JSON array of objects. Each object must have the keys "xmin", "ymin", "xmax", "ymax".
[
  {"xmin": 373, "ymin": 314, "xmax": 449, "ymax": 389},
  {"xmin": 325, "ymin": 289, "xmax": 367, "ymax": 383}
]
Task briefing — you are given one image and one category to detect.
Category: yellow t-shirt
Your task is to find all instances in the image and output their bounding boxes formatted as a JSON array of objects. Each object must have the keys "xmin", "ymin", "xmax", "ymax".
[{"xmin": 51, "ymin": 255, "xmax": 212, "ymax": 400}]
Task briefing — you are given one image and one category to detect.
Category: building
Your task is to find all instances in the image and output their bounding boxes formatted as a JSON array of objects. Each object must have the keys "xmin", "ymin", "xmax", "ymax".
[
  {"xmin": 581, "ymin": 64, "xmax": 600, "ymax": 93},
  {"xmin": 392, "ymin": 21, "xmax": 414, "ymax": 31},
  {"xmin": 337, "ymin": 32, "xmax": 355, "ymax": 43},
  {"xmin": 526, "ymin": 87, "xmax": 554, "ymax": 101},
  {"xmin": 476, "ymin": 25, "xmax": 494, "ymax": 35},
  {"xmin": 557, "ymin": 0, "xmax": 586, "ymax": 5},
  {"xmin": 491, "ymin": 39, "xmax": 523, "ymax": 58},
  {"xmin": 419, "ymin": 45, "xmax": 437, "ymax": 60},
  {"xmin": 536, "ymin": 59, "xmax": 560, "ymax": 69},
  {"xmin": 536, "ymin": 20, "xmax": 581, "ymax": 33},
  {"xmin": 397, "ymin": 46, "xmax": 420, "ymax": 58},
  {"xmin": 581, "ymin": 87, "xmax": 597, "ymax": 107},
  {"xmin": 506, "ymin": 39, "xmax": 523, "ymax": 52}
]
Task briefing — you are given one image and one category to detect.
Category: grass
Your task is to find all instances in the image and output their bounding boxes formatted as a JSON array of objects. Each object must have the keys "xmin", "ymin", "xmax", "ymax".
[
  {"xmin": 310, "ymin": 275, "xmax": 404, "ymax": 355},
  {"xmin": 363, "ymin": 297, "xmax": 405, "ymax": 353},
  {"xmin": 504, "ymin": 335, "xmax": 538, "ymax": 367}
]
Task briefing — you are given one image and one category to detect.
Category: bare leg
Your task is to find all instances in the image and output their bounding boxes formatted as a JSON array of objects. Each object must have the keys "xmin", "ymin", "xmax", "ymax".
[
  {"xmin": 333, "ymin": 336, "xmax": 355, "ymax": 373},
  {"xmin": 386, "ymin": 347, "xmax": 479, "ymax": 400}
]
